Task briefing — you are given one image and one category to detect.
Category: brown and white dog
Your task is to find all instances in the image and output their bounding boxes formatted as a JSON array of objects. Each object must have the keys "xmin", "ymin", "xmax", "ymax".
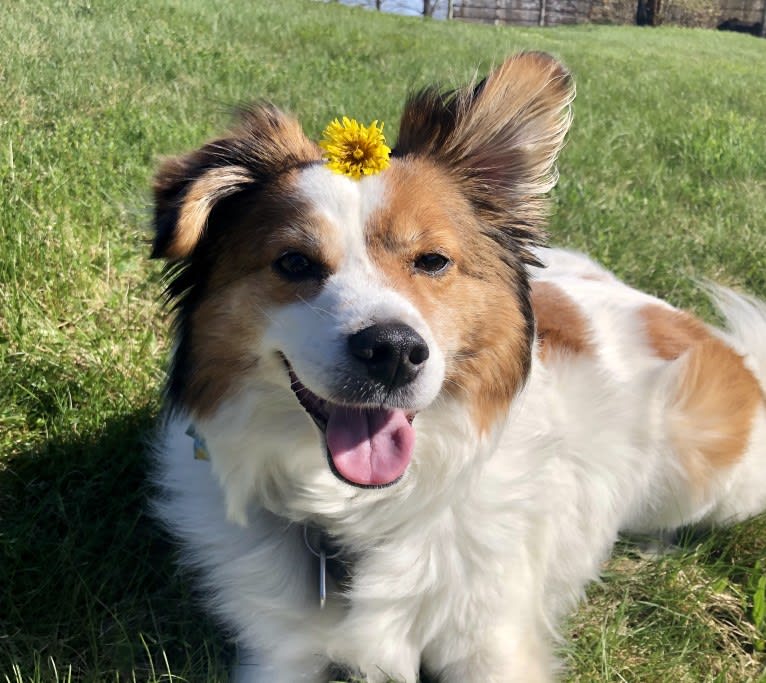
[{"xmin": 151, "ymin": 53, "xmax": 766, "ymax": 682}]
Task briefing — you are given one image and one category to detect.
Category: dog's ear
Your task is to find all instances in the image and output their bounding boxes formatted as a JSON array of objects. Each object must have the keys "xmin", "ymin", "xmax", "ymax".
[
  {"xmin": 394, "ymin": 52, "xmax": 574, "ymax": 250},
  {"xmin": 151, "ymin": 104, "xmax": 321, "ymax": 260},
  {"xmin": 152, "ymin": 157, "xmax": 252, "ymax": 260}
]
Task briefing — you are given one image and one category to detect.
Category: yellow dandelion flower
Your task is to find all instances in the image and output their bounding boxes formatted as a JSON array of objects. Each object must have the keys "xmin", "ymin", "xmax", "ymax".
[{"xmin": 320, "ymin": 117, "xmax": 391, "ymax": 180}]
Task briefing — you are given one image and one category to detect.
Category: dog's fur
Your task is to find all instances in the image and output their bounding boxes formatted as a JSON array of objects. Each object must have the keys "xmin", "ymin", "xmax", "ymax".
[{"xmin": 150, "ymin": 53, "xmax": 766, "ymax": 682}]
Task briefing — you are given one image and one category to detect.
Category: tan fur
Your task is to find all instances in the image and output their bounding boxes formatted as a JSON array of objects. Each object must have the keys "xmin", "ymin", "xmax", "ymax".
[
  {"xmin": 370, "ymin": 159, "xmax": 531, "ymax": 434},
  {"xmin": 152, "ymin": 104, "xmax": 321, "ymax": 259},
  {"xmin": 641, "ymin": 304, "xmax": 762, "ymax": 485},
  {"xmin": 442, "ymin": 52, "xmax": 574, "ymax": 196},
  {"xmin": 383, "ymin": 53, "xmax": 575, "ymax": 433},
  {"xmin": 396, "ymin": 52, "xmax": 573, "ymax": 198},
  {"xmin": 395, "ymin": 52, "xmax": 575, "ymax": 263},
  {"xmin": 182, "ymin": 174, "xmax": 341, "ymax": 417},
  {"xmin": 670, "ymin": 338, "xmax": 762, "ymax": 488},
  {"xmin": 641, "ymin": 304, "xmax": 710, "ymax": 360},
  {"xmin": 186, "ymin": 281, "xmax": 265, "ymax": 418},
  {"xmin": 531, "ymin": 280, "xmax": 594, "ymax": 361},
  {"xmin": 167, "ymin": 166, "xmax": 253, "ymax": 259}
]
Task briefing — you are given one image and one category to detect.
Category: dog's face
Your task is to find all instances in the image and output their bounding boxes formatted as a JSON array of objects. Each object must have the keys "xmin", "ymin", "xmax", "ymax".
[{"xmin": 153, "ymin": 53, "xmax": 573, "ymax": 524}]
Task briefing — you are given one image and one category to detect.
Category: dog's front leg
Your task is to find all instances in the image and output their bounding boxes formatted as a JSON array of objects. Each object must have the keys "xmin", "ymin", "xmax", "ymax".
[
  {"xmin": 424, "ymin": 614, "xmax": 555, "ymax": 683},
  {"xmin": 327, "ymin": 609, "xmax": 421, "ymax": 683}
]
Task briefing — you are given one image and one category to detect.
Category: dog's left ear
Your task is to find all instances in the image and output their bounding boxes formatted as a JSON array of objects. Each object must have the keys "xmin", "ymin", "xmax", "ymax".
[{"xmin": 395, "ymin": 52, "xmax": 574, "ymax": 252}]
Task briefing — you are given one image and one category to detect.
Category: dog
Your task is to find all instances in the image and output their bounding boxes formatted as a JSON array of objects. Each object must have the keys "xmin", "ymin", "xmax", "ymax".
[{"xmin": 150, "ymin": 53, "xmax": 766, "ymax": 682}]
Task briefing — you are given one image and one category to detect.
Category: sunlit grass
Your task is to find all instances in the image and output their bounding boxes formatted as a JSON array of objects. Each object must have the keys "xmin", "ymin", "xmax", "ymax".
[{"xmin": 1, "ymin": 0, "xmax": 765, "ymax": 680}]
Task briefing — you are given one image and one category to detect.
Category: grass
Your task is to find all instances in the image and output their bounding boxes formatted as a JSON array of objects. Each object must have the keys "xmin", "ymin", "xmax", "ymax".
[{"xmin": 1, "ymin": 0, "xmax": 765, "ymax": 680}]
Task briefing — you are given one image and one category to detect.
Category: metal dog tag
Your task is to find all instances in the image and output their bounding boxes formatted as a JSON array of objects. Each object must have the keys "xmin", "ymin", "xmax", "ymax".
[
  {"xmin": 304, "ymin": 525, "xmax": 342, "ymax": 610},
  {"xmin": 305, "ymin": 525, "xmax": 328, "ymax": 609},
  {"xmin": 319, "ymin": 548, "xmax": 327, "ymax": 609}
]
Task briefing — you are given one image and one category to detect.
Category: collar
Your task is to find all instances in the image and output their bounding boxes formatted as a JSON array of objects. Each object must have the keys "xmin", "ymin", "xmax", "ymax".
[{"xmin": 185, "ymin": 424, "xmax": 210, "ymax": 460}]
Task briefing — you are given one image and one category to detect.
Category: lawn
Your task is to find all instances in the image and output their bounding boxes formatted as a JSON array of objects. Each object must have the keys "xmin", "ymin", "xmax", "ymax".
[{"xmin": 1, "ymin": 0, "xmax": 765, "ymax": 681}]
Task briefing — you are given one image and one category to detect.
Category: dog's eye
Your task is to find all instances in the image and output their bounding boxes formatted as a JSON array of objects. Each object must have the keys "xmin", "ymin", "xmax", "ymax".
[
  {"xmin": 414, "ymin": 253, "xmax": 451, "ymax": 276},
  {"xmin": 274, "ymin": 252, "xmax": 323, "ymax": 281}
]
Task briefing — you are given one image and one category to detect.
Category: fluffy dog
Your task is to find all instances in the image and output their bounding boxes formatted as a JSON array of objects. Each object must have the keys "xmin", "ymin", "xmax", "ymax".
[{"xmin": 150, "ymin": 53, "xmax": 766, "ymax": 682}]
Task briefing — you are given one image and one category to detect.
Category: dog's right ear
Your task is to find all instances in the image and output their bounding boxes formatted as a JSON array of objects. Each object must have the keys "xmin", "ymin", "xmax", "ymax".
[
  {"xmin": 151, "ymin": 104, "xmax": 322, "ymax": 260},
  {"xmin": 151, "ymin": 155, "xmax": 252, "ymax": 260}
]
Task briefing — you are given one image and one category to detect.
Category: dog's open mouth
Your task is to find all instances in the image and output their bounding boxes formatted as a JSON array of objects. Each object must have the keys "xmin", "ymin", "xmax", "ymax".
[{"xmin": 284, "ymin": 362, "xmax": 416, "ymax": 488}]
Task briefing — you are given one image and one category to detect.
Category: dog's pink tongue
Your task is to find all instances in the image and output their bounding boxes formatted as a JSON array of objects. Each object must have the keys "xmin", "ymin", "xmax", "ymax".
[{"xmin": 325, "ymin": 406, "xmax": 415, "ymax": 486}]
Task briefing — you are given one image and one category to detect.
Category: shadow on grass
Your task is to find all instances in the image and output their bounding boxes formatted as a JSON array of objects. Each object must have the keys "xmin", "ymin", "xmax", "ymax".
[{"xmin": 0, "ymin": 407, "xmax": 232, "ymax": 681}]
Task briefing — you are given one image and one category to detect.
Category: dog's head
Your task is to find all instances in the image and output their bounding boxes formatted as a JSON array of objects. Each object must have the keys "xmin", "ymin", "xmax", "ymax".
[{"xmin": 153, "ymin": 53, "xmax": 573, "ymax": 525}]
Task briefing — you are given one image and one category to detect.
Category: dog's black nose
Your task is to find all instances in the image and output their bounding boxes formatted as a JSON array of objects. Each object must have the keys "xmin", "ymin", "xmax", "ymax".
[{"xmin": 348, "ymin": 323, "xmax": 429, "ymax": 389}]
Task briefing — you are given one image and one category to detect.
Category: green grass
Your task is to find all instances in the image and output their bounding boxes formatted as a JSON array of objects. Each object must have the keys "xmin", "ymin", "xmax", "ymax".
[{"xmin": 1, "ymin": 0, "xmax": 765, "ymax": 680}]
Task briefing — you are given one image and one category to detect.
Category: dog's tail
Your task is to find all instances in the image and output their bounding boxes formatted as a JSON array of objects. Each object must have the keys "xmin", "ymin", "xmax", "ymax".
[
  {"xmin": 707, "ymin": 284, "xmax": 766, "ymax": 394},
  {"xmin": 701, "ymin": 284, "xmax": 766, "ymax": 524}
]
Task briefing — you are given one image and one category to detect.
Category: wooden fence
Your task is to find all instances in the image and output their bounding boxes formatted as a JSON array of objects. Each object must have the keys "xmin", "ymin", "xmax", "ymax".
[
  {"xmin": 336, "ymin": 0, "xmax": 765, "ymax": 32},
  {"xmin": 452, "ymin": 0, "xmax": 765, "ymax": 29}
]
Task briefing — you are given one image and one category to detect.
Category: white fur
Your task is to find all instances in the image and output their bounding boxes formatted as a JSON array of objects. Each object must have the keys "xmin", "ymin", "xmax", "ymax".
[{"xmin": 153, "ymin": 232, "xmax": 766, "ymax": 679}]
